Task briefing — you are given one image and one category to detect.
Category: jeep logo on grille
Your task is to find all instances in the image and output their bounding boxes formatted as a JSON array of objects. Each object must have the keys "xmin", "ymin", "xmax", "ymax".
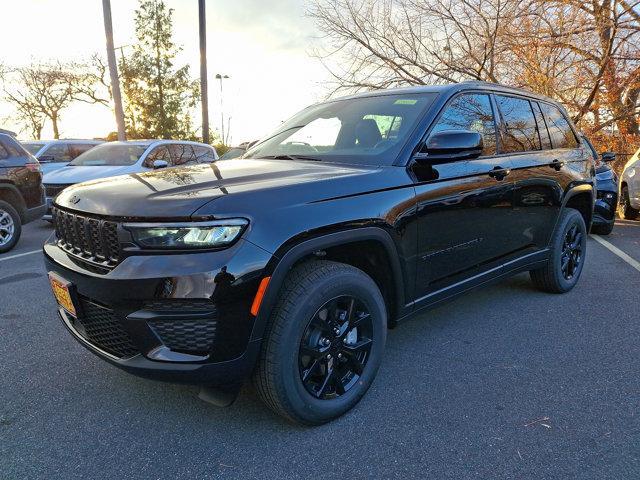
[{"xmin": 70, "ymin": 195, "xmax": 81, "ymax": 204}]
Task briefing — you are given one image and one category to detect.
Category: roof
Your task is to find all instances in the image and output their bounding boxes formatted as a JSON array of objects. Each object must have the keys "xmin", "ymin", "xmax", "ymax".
[
  {"xmin": 104, "ymin": 139, "xmax": 215, "ymax": 148},
  {"xmin": 21, "ymin": 139, "xmax": 103, "ymax": 145},
  {"xmin": 327, "ymin": 81, "xmax": 558, "ymax": 106}
]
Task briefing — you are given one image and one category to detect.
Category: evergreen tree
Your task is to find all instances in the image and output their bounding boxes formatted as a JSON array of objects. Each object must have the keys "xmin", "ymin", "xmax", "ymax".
[{"xmin": 120, "ymin": 0, "xmax": 199, "ymax": 139}]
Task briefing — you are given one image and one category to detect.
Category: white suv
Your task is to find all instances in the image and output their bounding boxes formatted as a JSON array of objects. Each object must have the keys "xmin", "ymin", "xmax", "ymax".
[
  {"xmin": 42, "ymin": 139, "xmax": 218, "ymax": 220},
  {"xmin": 22, "ymin": 140, "xmax": 103, "ymax": 174},
  {"xmin": 620, "ymin": 149, "xmax": 640, "ymax": 219}
]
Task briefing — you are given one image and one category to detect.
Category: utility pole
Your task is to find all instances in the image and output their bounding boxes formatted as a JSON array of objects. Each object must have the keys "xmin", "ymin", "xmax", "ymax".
[
  {"xmin": 198, "ymin": 0, "xmax": 209, "ymax": 144},
  {"xmin": 216, "ymin": 73, "xmax": 229, "ymax": 145},
  {"xmin": 102, "ymin": 0, "xmax": 126, "ymax": 140}
]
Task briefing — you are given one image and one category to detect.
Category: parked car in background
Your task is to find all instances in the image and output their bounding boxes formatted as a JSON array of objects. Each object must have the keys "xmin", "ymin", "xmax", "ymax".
[
  {"xmin": 0, "ymin": 133, "xmax": 46, "ymax": 252},
  {"xmin": 219, "ymin": 141, "xmax": 258, "ymax": 160},
  {"xmin": 620, "ymin": 147, "xmax": 640, "ymax": 219},
  {"xmin": 42, "ymin": 140, "xmax": 218, "ymax": 219},
  {"xmin": 582, "ymin": 135, "xmax": 617, "ymax": 234},
  {"xmin": 45, "ymin": 82, "xmax": 594, "ymax": 424},
  {"xmin": 22, "ymin": 140, "xmax": 103, "ymax": 175}
]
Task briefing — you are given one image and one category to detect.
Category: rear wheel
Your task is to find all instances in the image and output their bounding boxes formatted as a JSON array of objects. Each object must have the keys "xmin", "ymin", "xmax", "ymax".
[
  {"xmin": 619, "ymin": 185, "xmax": 639, "ymax": 220},
  {"xmin": 530, "ymin": 208, "xmax": 586, "ymax": 293},
  {"xmin": 0, "ymin": 201, "xmax": 21, "ymax": 254},
  {"xmin": 254, "ymin": 260, "xmax": 387, "ymax": 425}
]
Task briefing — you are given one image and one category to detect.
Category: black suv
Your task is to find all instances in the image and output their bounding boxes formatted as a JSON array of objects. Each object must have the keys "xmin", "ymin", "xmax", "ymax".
[
  {"xmin": 0, "ymin": 133, "xmax": 46, "ymax": 252},
  {"xmin": 45, "ymin": 82, "xmax": 594, "ymax": 424}
]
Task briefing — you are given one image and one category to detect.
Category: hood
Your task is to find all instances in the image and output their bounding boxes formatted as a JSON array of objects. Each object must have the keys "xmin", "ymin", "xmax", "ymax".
[
  {"xmin": 54, "ymin": 158, "xmax": 389, "ymax": 219},
  {"xmin": 43, "ymin": 165, "xmax": 140, "ymax": 185}
]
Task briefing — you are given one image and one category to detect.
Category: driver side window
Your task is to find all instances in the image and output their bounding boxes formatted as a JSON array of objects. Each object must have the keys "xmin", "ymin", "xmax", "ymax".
[
  {"xmin": 430, "ymin": 93, "xmax": 497, "ymax": 156},
  {"xmin": 144, "ymin": 146, "xmax": 171, "ymax": 167}
]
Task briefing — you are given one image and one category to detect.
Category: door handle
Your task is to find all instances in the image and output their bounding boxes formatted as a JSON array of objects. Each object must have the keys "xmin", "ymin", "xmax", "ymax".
[
  {"xmin": 488, "ymin": 166, "xmax": 511, "ymax": 181},
  {"xmin": 549, "ymin": 159, "xmax": 565, "ymax": 171}
]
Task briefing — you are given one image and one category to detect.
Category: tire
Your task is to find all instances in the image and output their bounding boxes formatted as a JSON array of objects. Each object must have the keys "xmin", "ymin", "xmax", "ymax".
[
  {"xmin": 0, "ymin": 200, "xmax": 21, "ymax": 254},
  {"xmin": 254, "ymin": 259, "xmax": 387, "ymax": 425},
  {"xmin": 591, "ymin": 221, "xmax": 614, "ymax": 235},
  {"xmin": 530, "ymin": 208, "xmax": 587, "ymax": 294},
  {"xmin": 619, "ymin": 185, "xmax": 639, "ymax": 220}
]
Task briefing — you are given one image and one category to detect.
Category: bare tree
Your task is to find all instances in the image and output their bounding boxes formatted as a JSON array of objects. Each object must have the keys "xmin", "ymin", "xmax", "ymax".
[
  {"xmin": 309, "ymin": 0, "xmax": 640, "ymax": 138},
  {"xmin": 2, "ymin": 60, "xmax": 109, "ymax": 139}
]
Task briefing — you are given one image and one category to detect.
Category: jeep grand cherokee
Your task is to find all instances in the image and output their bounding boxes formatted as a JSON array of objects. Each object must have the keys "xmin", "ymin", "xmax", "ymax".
[{"xmin": 45, "ymin": 82, "xmax": 594, "ymax": 425}]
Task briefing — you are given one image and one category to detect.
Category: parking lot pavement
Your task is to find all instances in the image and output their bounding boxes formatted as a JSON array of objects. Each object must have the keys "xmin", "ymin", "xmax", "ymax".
[{"xmin": 1, "ymin": 221, "xmax": 639, "ymax": 479}]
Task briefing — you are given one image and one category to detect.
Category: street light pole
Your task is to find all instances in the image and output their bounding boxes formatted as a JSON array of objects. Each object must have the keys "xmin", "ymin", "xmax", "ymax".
[
  {"xmin": 102, "ymin": 0, "xmax": 126, "ymax": 140},
  {"xmin": 198, "ymin": 0, "xmax": 209, "ymax": 144},
  {"xmin": 215, "ymin": 73, "xmax": 229, "ymax": 145}
]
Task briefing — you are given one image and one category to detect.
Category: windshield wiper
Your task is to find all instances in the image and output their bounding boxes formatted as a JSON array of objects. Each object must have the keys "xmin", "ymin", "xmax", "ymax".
[{"xmin": 261, "ymin": 154, "xmax": 322, "ymax": 162}]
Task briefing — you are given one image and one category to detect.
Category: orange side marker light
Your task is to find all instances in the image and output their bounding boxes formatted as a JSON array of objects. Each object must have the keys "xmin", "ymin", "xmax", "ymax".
[{"xmin": 251, "ymin": 276, "xmax": 271, "ymax": 316}]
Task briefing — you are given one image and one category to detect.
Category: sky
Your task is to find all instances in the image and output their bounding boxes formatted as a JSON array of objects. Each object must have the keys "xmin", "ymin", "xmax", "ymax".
[{"xmin": 0, "ymin": 0, "xmax": 332, "ymax": 144}]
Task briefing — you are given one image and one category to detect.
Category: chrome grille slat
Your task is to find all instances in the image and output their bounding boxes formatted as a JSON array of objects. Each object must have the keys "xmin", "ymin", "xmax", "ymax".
[{"xmin": 52, "ymin": 207, "xmax": 121, "ymax": 269}]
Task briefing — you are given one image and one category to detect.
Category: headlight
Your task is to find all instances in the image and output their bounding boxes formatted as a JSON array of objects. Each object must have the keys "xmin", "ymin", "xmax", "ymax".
[{"xmin": 125, "ymin": 219, "xmax": 248, "ymax": 249}]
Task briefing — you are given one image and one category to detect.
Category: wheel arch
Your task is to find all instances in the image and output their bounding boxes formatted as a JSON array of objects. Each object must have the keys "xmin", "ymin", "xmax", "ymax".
[
  {"xmin": 561, "ymin": 184, "xmax": 594, "ymax": 230},
  {"xmin": 250, "ymin": 227, "xmax": 406, "ymax": 342},
  {"xmin": 0, "ymin": 183, "xmax": 27, "ymax": 223}
]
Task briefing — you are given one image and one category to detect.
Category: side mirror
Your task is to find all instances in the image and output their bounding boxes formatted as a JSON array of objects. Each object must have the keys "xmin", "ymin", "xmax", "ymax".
[
  {"xmin": 601, "ymin": 151, "xmax": 616, "ymax": 162},
  {"xmin": 39, "ymin": 155, "xmax": 54, "ymax": 163},
  {"xmin": 153, "ymin": 159, "xmax": 168, "ymax": 169},
  {"xmin": 415, "ymin": 130, "xmax": 483, "ymax": 164}
]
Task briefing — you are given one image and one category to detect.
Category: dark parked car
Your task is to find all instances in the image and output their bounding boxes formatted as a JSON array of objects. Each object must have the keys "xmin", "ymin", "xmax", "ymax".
[
  {"xmin": 0, "ymin": 133, "xmax": 46, "ymax": 252},
  {"xmin": 582, "ymin": 135, "xmax": 617, "ymax": 235},
  {"xmin": 44, "ymin": 82, "xmax": 594, "ymax": 424}
]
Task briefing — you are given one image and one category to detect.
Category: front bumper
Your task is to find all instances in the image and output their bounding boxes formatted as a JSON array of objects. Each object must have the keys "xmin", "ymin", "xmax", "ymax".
[
  {"xmin": 24, "ymin": 203, "xmax": 47, "ymax": 224},
  {"xmin": 593, "ymin": 189, "xmax": 618, "ymax": 226},
  {"xmin": 44, "ymin": 238, "xmax": 272, "ymax": 387}
]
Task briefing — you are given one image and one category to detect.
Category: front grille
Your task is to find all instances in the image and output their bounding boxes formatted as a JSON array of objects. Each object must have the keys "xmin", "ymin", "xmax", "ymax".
[
  {"xmin": 74, "ymin": 298, "xmax": 138, "ymax": 359},
  {"xmin": 52, "ymin": 207, "xmax": 121, "ymax": 268},
  {"xmin": 44, "ymin": 184, "xmax": 72, "ymax": 198},
  {"xmin": 149, "ymin": 319, "xmax": 217, "ymax": 354}
]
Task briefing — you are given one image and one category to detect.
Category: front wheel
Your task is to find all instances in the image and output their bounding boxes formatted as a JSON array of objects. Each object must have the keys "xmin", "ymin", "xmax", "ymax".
[
  {"xmin": 530, "ymin": 208, "xmax": 587, "ymax": 293},
  {"xmin": 254, "ymin": 260, "xmax": 387, "ymax": 425},
  {"xmin": 0, "ymin": 200, "xmax": 21, "ymax": 254},
  {"xmin": 619, "ymin": 185, "xmax": 639, "ymax": 220}
]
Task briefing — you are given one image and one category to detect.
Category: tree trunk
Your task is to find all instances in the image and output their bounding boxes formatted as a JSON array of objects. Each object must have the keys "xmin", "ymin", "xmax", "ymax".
[
  {"xmin": 51, "ymin": 113, "xmax": 60, "ymax": 139},
  {"xmin": 102, "ymin": 0, "xmax": 126, "ymax": 140},
  {"xmin": 198, "ymin": 0, "xmax": 209, "ymax": 144}
]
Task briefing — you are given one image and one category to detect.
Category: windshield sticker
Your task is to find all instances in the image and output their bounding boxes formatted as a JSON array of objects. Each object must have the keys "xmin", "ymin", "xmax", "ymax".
[{"xmin": 394, "ymin": 99, "xmax": 418, "ymax": 105}]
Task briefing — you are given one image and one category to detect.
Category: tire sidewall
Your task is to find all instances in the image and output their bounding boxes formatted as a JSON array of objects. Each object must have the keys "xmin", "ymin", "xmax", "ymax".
[
  {"xmin": 276, "ymin": 268, "xmax": 386, "ymax": 424},
  {"xmin": 551, "ymin": 210, "xmax": 586, "ymax": 291},
  {"xmin": 0, "ymin": 201, "xmax": 21, "ymax": 253}
]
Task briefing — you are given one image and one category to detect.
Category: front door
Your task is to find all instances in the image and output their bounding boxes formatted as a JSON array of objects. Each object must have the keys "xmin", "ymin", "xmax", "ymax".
[{"xmin": 412, "ymin": 92, "xmax": 518, "ymax": 303}]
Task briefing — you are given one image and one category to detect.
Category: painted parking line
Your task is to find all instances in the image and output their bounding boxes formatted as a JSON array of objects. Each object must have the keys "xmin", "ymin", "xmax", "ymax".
[
  {"xmin": 0, "ymin": 249, "xmax": 42, "ymax": 263},
  {"xmin": 592, "ymin": 235, "xmax": 640, "ymax": 273}
]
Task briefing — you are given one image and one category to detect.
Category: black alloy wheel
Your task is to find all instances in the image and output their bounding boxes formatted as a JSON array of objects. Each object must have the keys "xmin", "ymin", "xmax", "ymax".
[
  {"xmin": 560, "ymin": 224, "xmax": 583, "ymax": 280},
  {"xmin": 298, "ymin": 296, "xmax": 373, "ymax": 399},
  {"xmin": 530, "ymin": 207, "xmax": 586, "ymax": 293},
  {"xmin": 254, "ymin": 260, "xmax": 387, "ymax": 425}
]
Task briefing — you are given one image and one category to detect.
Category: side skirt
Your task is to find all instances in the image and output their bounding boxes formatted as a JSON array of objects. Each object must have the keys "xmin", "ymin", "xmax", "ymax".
[{"xmin": 399, "ymin": 249, "xmax": 550, "ymax": 322}]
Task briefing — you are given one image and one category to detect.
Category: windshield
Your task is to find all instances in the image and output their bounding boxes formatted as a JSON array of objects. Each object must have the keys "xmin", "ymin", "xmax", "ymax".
[
  {"xmin": 23, "ymin": 142, "xmax": 45, "ymax": 155},
  {"xmin": 244, "ymin": 92, "xmax": 436, "ymax": 165},
  {"xmin": 69, "ymin": 143, "xmax": 148, "ymax": 166}
]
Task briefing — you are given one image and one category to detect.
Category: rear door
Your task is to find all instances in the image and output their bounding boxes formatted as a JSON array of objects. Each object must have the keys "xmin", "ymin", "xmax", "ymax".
[
  {"xmin": 413, "ymin": 92, "xmax": 517, "ymax": 301},
  {"xmin": 500, "ymin": 96, "xmax": 581, "ymax": 252}
]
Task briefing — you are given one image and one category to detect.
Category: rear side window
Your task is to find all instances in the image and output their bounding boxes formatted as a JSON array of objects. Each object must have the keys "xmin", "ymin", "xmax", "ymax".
[
  {"xmin": 532, "ymin": 102, "xmax": 552, "ymax": 150},
  {"xmin": 194, "ymin": 146, "xmax": 217, "ymax": 162},
  {"xmin": 495, "ymin": 95, "xmax": 540, "ymax": 153},
  {"xmin": 539, "ymin": 103, "xmax": 578, "ymax": 149},
  {"xmin": 169, "ymin": 144, "xmax": 197, "ymax": 165},
  {"xmin": 430, "ymin": 93, "xmax": 497, "ymax": 156},
  {"xmin": 0, "ymin": 142, "xmax": 8, "ymax": 160}
]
